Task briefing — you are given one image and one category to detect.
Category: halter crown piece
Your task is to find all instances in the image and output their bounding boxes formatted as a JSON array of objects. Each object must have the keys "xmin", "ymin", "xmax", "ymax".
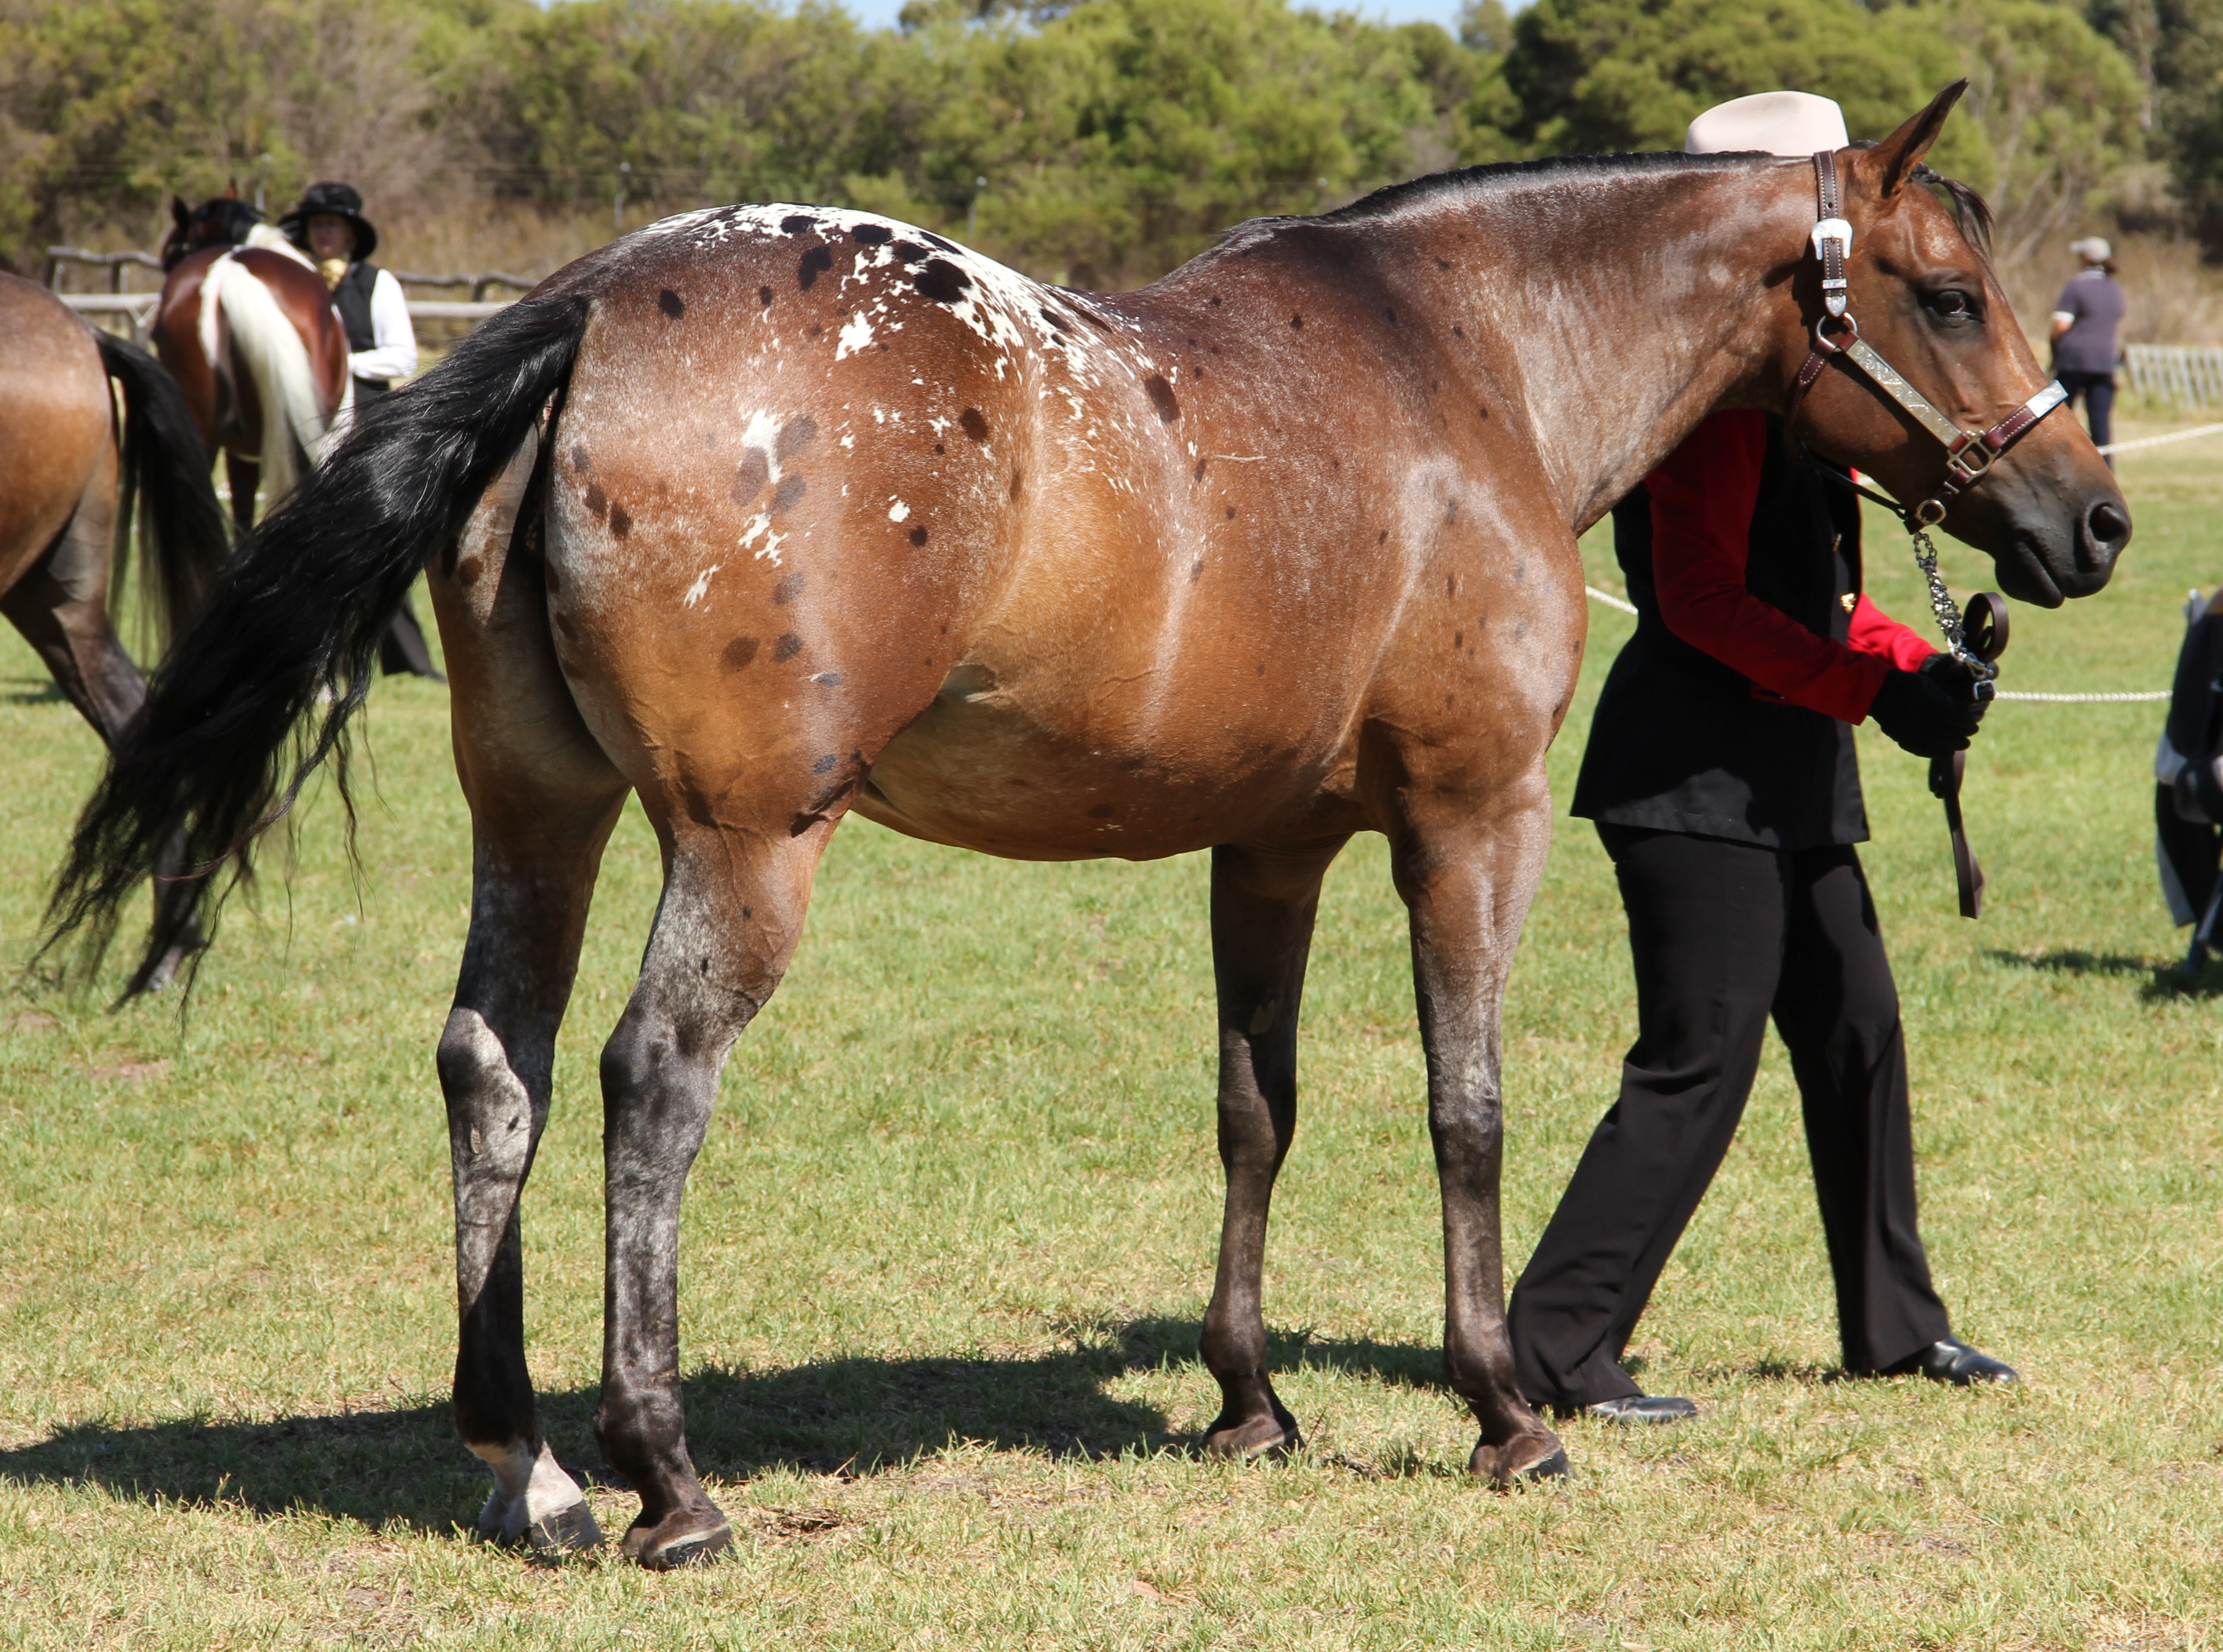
[{"xmin": 1787, "ymin": 148, "xmax": 2070, "ymax": 677}]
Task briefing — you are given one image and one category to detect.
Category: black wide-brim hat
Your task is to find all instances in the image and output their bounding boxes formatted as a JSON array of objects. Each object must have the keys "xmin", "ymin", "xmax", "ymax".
[{"xmin": 278, "ymin": 181, "xmax": 378, "ymax": 261}]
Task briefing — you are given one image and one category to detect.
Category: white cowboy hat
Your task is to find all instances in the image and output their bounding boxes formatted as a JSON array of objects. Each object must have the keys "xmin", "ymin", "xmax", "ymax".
[{"xmin": 1685, "ymin": 91, "xmax": 1850, "ymax": 158}]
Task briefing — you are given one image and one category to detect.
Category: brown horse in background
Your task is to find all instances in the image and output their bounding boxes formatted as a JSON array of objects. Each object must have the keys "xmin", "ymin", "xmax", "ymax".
[
  {"xmin": 153, "ymin": 196, "xmax": 350, "ymax": 530},
  {"xmin": 1, "ymin": 273, "xmax": 229, "ymax": 988},
  {"xmin": 49, "ymin": 86, "xmax": 2126, "ymax": 1561}
]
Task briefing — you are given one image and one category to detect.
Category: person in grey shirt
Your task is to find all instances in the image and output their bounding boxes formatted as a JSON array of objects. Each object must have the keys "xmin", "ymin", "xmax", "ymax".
[{"xmin": 2053, "ymin": 236, "xmax": 2125, "ymax": 460}]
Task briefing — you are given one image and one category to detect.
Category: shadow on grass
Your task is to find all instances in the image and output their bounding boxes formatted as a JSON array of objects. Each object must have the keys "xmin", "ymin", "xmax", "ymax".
[
  {"xmin": 2, "ymin": 677, "xmax": 65, "ymax": 706},
  {"xmin": 0, "ymin": 1318, "xmax": 1457, "ymax": 1534},
  {"xmin": 1984, "ymin": 947, "xmax": 2208, "ymax": 1001}
]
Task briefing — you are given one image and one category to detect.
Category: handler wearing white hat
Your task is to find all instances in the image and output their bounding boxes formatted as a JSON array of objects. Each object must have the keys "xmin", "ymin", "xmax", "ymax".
[
  {"xmin": 1505, "ymin": 91, "xmax": 2017, "ymax": 1424},
  {"xmin": 2053, "ymin": 236, "xmax": 2125, "ymax": 458}
]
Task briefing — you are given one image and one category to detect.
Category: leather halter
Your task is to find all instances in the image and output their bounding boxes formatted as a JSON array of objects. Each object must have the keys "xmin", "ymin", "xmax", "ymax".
[{"xmin": 1783, "ymin": 149, "xmax": 2068, "ymax": 530}]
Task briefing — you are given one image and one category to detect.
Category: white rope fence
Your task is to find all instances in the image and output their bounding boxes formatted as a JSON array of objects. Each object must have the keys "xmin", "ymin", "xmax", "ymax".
[{"xmin": 2097, "ymin": 420, "xmax": 2223, "ymax": 457}]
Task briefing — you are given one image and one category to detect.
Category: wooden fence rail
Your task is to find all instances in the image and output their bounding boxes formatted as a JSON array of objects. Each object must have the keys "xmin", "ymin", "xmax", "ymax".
[{"xmin": 2123, "ymin": 344, "xmax": 2223, "ymax": 408}]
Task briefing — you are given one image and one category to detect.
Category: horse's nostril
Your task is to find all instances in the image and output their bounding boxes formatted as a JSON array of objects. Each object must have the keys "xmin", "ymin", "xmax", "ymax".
[{"xmin": 2086, "ymin": 499, "xmax": 2130, "ymax": 554}]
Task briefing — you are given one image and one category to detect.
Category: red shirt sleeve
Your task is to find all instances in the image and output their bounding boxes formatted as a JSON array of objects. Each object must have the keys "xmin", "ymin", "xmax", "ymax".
[
  {"xmin": 1846, "ymin": 595, "xmax": 1936, "ymax": 672},
  {"xmin": 1647, "ymin": 410, "xmax": 1893, "ymax": 724}
]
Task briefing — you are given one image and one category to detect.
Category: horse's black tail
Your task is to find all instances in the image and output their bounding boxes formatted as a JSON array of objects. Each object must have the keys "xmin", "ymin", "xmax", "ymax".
[
  {"xmin": 46, "ymin": 286, "xmax": 597, "ymax": 998},
  {"xmin": 94, "ymin": 332, "xmax": 231, "ymax": 653}
]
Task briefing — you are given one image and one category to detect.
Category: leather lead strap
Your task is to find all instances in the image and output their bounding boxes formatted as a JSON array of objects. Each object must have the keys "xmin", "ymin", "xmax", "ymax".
[{"xmin": 1930, "ymin": 750, "xmax": 1986, "ymax": 919}]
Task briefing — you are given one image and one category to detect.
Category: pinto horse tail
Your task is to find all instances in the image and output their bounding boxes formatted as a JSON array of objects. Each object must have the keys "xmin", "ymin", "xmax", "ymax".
[
  {"xmin": 202, "ymin": 252, "xmax": 331, "ymax": 505},
  {"xmin": 45, "ymin": 287, "xmax": 595, "ymax": 997},
  {"xmin": 94, "ymin": 332, "xmax": 231, "ymax": 653}
]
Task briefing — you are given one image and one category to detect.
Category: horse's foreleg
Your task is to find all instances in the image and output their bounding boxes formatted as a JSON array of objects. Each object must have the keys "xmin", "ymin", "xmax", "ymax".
[
  {"xmin": 1392, "ymin": 775, "xmax": 1566, "ymax": 1485},
  {"xmin": 595, "ymin": 827, "xmax": 823, "ymax": 1569},
  {"xmin": 1199, "ymin": 836, "xmax": 1347, "ymax": 1460}
]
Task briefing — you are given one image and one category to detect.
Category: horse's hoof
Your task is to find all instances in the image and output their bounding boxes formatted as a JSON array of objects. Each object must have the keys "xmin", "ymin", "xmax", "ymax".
[
  {"xmin": 1471, "ymin": 1433, "xmax": 1570, "ymax": 1489},
  {"xmin": 1200, "ymin": 1413, "xmax": 1303, "ymax": 1462},
  {"xmin": 525, "ymin": 1498, "xmax": 605, "ymax": 1554},
  {"xmin": 622, "ymin": 1508, "xmax": 733, "ymax": 1570}
]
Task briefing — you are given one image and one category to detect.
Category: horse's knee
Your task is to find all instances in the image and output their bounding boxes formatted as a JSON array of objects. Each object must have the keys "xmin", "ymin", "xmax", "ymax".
[{"xmin": 439, "ymin": 1009, "xmax": 536, "ymax": 1177}]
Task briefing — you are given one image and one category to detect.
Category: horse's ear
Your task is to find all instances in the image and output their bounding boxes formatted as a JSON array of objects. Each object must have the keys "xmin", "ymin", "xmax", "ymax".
[
  {"xmin": 1865, "ymin": 80, "xmax": 1966, "ymax": 197},
  {"xmin": 224, "ymin": 178, "xmax": 239, "ymax": 199},
  {"xmin": 172, "ymin": 196, "xmax": 190, "ymax": 227}
]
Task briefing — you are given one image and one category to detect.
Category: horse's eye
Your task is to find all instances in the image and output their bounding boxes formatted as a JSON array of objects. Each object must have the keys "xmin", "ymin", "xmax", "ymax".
[{"xmin": 1929, "ymin": 289, "xmax": 1975, "ymax": 319}]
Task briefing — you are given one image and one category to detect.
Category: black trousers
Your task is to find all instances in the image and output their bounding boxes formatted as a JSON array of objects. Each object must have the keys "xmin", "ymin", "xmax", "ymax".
[
  {"xmin": 2059, "ymin": 368, "xmax": 2115, "ymax": 457},
  {"xmin": 1507, "ymin": 825, "xmax": 1950, "ymax": 1409}
]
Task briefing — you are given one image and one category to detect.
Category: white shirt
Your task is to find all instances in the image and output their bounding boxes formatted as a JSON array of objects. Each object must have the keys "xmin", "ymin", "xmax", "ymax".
[{"xmin": 351, "ymin": 268, "xmax": 419, "ymax": 383}]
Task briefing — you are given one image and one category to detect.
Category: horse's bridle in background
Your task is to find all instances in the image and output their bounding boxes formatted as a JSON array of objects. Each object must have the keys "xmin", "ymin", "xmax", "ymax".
[{"xmin": 1783, "ymin": 149, "xmax": 2054, "ymax": 919}]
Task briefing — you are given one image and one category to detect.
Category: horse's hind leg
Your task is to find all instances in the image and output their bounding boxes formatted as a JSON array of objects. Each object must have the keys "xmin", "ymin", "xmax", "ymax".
[
  {"xmin": 1199, "ymin": 837, "xmax": 1348, "ymax": 1460},
  {"xmin": 593, "ymin": 820, "xmax": 827, "ymax": 1568},
  {"xmin": 0, "ymin": 467, "xmax": 206, "ymax": 987},
  {"xmin": 1391, "ymin": 773, "xmax": 1566, "ymax": 1485},
  {"xmin": 426, "ymin": 434, "xmax": 630, "ymax": 1550}
]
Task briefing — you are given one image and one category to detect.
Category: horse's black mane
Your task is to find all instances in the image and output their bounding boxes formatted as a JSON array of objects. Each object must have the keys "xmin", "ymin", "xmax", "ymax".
[
  {"xmin": 1294, "ymin": 145, "xmax": 1994, "ymax": 258},
  {"xmin": 1323, "ymin": 148, "xmax": 1764, "ymax": 224}
]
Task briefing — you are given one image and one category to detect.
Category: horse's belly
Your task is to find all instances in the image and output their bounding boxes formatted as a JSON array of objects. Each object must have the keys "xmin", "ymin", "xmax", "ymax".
[{"xmin": 854, "ymin": 672, "xmax": 1343, "ymax": 861}]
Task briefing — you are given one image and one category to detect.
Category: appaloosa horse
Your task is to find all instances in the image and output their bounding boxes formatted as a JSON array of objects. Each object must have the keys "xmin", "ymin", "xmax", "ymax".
[
  {"xmin": 153, "ymin": 196, "xmax": 350, "ymax": 528},
  {"xmin": 49, "ymin": 85, "xmax": 2127, "ymax": 1562},
  {"xmin": 2, "ymin": 273, "xmax": 229, "ymax": 988}
]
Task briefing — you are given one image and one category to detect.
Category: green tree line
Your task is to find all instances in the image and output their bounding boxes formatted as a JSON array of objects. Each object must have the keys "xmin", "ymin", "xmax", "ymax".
[{"xmin": 0, "ymin": 0, "xmax": 2210, "ymax": 287}]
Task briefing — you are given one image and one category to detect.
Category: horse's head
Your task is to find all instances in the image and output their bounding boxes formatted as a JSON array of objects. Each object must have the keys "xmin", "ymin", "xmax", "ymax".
[
  {"xmin": 160, "ymin": 195, "xmax": 265, "ymax": 272},
  {"xmin": 1783, "ymin": 84, "xmax": 2128, "ymax": 608}
]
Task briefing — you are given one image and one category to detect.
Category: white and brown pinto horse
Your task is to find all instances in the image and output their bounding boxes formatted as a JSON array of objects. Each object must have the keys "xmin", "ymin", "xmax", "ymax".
[
  {"xmin": 49, "ymin": 86, "xmax": 2126, "ymax": 1563},
  {"xmin": 153, "ymin": 196, "xmax": 350, "ymax": 529}
]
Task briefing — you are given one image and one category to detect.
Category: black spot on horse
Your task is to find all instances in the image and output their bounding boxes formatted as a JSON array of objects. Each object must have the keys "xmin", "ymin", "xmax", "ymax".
[
  {"xmin": 1384, "ymin": 306, "xmax": 1397, "ymax": 324},
  {"xmin": 771, "ymin": 473, "xmax": 808, "ymax": 514},
  {"xmin": 814, "ymin": 672, "xmax": 845, "ymax": 687},
  {"xmin": 777, "ymin": 415, "xmax": 818, "ymax": 459},
  {"xmin": 799, "ymin": 246, "xmax": 833, "ymax": 289},
  {"xmin": 1289, "ymin": 314, "xmax": 1303, "ymax": 329},
  {"xmin": 923, "ymin": 232, "xmax": 959, "ymax": 253},
  {"xmin": 909, "ymin": 525, "xmax": 928, "ymax": 547},
  {"xmin": 891, "ymin": 240, "xmax": 930, "ymax": 264},
  {"xmin": 570, "ymin": 445, "xmax": 590, "ymax": 473},
  {"xmin": 1453, "ymin": 630, "xmax": 1463, "ymax": 649},
  {"xmin": 1009, "ymin": 471, "xmax": 1023, "ymax": 500},
  {"xmin": 583, "ymin": 481, "xmax": 609, "ymax": 521},
  {"xmin": 812, "ymin": 753, "xmax": 841, "ymax": 774},
  {"xmin": 723, "ymin": 635, "xmax": 759, "ymax": 672},
  {"xmin": 781, "ymin": 214, "xmax": 819, "ymax": 235},
  {"xmin": 610, "ymin": 504, "xmax": 631, "ymax": 539},
  {"xmin": 774, "ymin": 632, "xmax": 804, "ymax": 662},
  {"xmin": 733, "ymin": 449, "xmax": 768, "ymax": 504},
  {"xmin": 1189, "ymin": 559, "xmax": 1203, "ymax": 582},
  {"xmin": 1452, "ymin": 324, "xmax": 1464, "ymax": 337},
  {"xmin": 960, "ymin": 407, "xmax": 990, "ymax": 442},
  {"xmin": 915, "ymin": 259, "xmax": 972, "ymax": 304},
  {"xmin": 658, "ymin": 289, "xmax": 685, "ymax": 319},
  {"xmin": 759, "ymin": 284, "xmax": 773, "ymax": 307},
  {"xmin": 1193, "ymin": 457, "xmax": 1208, "ymax": 482},
  {"xmin": 851, "ymin": 222, "xmax": 892, "ymax": 245},
  {"xmin": 1143, "ymin": 375, "xmax": 1180, "ymax": 423},
  {"xmin": 773, "ymin": 572, "xmax": 805, "ymax": 605},
  {"xmin": 1225, "ymin": 506, "xmax": 1236, "ymax": 520},
  {"xmin": 1039, "ymin": 306, "xmax": 1071, "ymax": 334}
]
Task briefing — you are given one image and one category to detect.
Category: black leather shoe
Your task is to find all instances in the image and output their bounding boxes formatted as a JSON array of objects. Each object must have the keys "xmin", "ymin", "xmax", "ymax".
[
  {"xmin": 1896, "ymin": 1336, "xmax": 2020, "ymax": 1387},
  {"xmin": 1583, "ymin": 1394, "xmax": 1698, "ymax": 1424}
]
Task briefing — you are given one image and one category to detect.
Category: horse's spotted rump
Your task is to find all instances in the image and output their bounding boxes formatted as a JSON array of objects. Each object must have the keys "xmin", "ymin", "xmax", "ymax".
[
  {"xmin": 776, "ymin": 416, "xmax": 817, "ymax": 459},
  {"xmin": 914, "ymin": 259, "xmax": 971, "ymax": 304}
]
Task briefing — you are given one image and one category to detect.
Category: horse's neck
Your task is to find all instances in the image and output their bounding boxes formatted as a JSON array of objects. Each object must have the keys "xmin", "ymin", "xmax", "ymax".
[
  {"xmin": 1413, "ymin": 161, "xmax": 1808, "ymax": 529},
  {"xmin": 242, "ymin": 224, "xmax": 317, "ymax": 270}
]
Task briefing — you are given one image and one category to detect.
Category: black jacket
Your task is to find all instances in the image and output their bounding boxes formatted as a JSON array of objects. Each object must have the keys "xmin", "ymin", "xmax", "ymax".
[{"xmin": 1571, "ymin": 420, "xmax": 1871, "ymax": 850}]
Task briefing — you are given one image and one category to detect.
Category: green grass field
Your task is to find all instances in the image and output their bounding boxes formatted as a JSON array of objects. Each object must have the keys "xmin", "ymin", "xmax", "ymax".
[{"xmin": 3, "ymin": 423, "xmax": 2220, "ymax": 1649}]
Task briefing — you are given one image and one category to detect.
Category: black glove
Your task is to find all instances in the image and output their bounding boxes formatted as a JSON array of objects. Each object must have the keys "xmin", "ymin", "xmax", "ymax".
[{"xmin": 1870, "ymin": 654, "xmax": 1988, "ymax": 758}]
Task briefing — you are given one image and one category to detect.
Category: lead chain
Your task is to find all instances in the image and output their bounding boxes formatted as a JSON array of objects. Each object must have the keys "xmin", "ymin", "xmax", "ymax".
[{"xmin": 1908, "ymin": 525, "xmax": 1997, "ymax": 681}]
